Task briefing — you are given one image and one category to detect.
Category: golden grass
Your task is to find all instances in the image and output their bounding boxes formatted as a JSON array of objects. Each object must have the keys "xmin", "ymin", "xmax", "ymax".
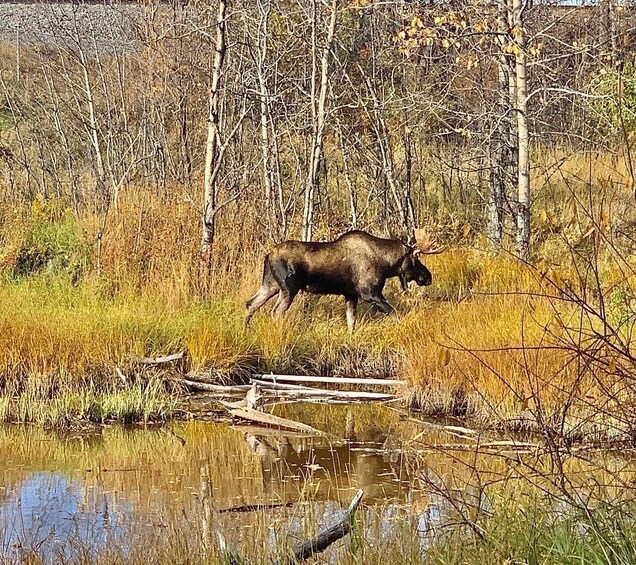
[
  {"xmin": 0, "ymin": 243, "xmax": 594, "ymax": 431},
  {"xmin": 1, "ymin": 150, "xmax": 635, "ymax": 434}
]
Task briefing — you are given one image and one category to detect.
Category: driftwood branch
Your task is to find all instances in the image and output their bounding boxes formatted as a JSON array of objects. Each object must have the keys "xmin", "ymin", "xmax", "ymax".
[
  {"xmin": 250, "ymin": 380, "xmax": 395, "ymax": 401},
  {"xmin": 178, "ymin": 378, "xmax": 396, "ymax": 403},
  {"xmin": 254, "ymin": 374, "xmax": 405, "ymax": 387},
  {"xmin": 131, "ymin": 351, "xmax": 186, "ymax": 366},
  {"xmin": 228, "ymin": 407, "xmax": 329, "ymax": 436},
  {"xmin": 181, "ymin": 380, "xmax": 251, "ymax": 393},
  {"xmin": 272, "ymin": 490, "xmax": 364, "ymax": 565}
]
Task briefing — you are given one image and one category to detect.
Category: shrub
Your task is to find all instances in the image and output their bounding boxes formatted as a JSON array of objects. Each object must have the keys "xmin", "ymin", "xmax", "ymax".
[{"xmin": 10, "ymin": 196, "xmax": 92, "ymax": 280}]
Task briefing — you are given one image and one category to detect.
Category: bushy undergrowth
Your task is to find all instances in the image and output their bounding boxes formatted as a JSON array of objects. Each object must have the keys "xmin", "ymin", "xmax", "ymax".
[
  {"xmin": 1, "ymin": 195, "xmax": 91, "ymax": 280},
  {"xmin": 430, "ymin": 496, "xmax": 636, "ymax": 565}
]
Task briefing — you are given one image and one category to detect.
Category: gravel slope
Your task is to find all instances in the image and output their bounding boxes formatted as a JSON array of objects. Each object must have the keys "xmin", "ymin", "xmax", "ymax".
[{"xmin": 0, "ymin": 3, "xmax": 139, "ymax": 50}]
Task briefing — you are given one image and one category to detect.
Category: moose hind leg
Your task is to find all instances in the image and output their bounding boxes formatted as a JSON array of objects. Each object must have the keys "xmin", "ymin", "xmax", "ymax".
[
  {"xmin": 268, "ymin": 257, "xmax": 299, "ymax": 319},
  {"xmin": 273, "ymin": 289, "xmax": 298, "ymax": 319},
  {"xmin": 345, "ymin": 296, "xmax": 358, "ymax": 332},
  {"xmin": 245, "ymin": 285, "xmax": 278, "ymax": 325}
]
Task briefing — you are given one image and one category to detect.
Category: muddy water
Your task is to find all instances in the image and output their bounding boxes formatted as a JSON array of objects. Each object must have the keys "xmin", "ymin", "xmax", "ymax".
[{"xmin": 0, "ymin": 404, "xmax": 632, "ymax": 563}]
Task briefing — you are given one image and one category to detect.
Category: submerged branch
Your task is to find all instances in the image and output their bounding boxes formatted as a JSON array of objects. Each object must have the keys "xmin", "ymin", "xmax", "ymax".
[{"xmin": 272, "ymin": 490, "xmax": 364, "ymax": 565}]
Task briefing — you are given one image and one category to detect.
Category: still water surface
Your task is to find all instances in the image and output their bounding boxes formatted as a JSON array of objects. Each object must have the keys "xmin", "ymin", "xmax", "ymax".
[{"xmin": 0, "ymin": 404, "xmax": 630, "ymax": 563}]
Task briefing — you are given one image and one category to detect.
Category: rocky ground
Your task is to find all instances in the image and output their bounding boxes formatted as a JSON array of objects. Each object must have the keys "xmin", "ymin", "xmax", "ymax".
[{"xmin": 0, "ymin": 2, "xmax": 139, "ymax": 50}]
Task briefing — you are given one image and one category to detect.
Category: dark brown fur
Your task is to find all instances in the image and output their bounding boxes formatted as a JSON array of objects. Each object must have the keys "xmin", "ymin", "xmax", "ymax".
[{"xmin": 244, "ymin": 230, "xmax": 432, "ymax": 330}]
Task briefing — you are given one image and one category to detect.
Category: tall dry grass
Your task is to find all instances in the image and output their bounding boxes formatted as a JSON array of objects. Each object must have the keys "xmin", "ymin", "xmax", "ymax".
[{"xmin": 1, "ymin": 149, "xmax": 635, "ymax": 433}]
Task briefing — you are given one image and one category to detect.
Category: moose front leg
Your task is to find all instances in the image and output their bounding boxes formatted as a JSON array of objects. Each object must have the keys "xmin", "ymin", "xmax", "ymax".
[
  {"xmin": 361, "ymin": 290, "xmax": 396, "ymax": 317},
  {"xmin": 345, "ymin": 296, "xmax": 358, "ymax": 333}
]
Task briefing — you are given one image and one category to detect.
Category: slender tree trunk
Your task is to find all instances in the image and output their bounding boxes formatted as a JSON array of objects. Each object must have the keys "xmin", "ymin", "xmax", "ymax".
[
  {"xmin": 256, "ymin": 0, "xmax": 277, "ymax": 234},
  {"xmin": 513, "ymin": 0, "xmax": 530, "ymax": 259},
  {"xmin": 76, "ymin": 37, "xmax": 107, "ymax": 210},
  {"xmin": 601, "ymin": 0, "xmax": 611, "ymax": 58},
  {"xmin": 335, "ymin": 119, "xmax": 357, "ymax": 229},
  {"xmin": 302, "ymin": 0, "xmax": 337, "ymax": 241},
  {"xmin": 487, "ymin": 0, "xmax": 510, "ymax": 246},
  {"xmin": 365, "ymin": 76, "xmax": 410, "ymax": 234},
  {"xmin": 202, "ymin": 0, "xmax": 227, "ymax": 255},
  {"xmin": 404, "ymin": 127, "xmax": 416, "ymax": 230},
  {"xmin": 272, "ymin": 127, "xmax": 287, "ymax": 240}
]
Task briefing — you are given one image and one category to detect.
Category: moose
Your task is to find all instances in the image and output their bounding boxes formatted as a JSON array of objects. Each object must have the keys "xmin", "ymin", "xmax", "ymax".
[{"xmin": 244, "ymin": 229, "xmax": 444, "ymax": 331}]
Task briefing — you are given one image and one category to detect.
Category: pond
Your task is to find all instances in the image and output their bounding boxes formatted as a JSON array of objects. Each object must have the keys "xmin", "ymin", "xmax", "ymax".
[{"xmin": 0, "ymin": 403, "xmax": 632, "ymax": 564}]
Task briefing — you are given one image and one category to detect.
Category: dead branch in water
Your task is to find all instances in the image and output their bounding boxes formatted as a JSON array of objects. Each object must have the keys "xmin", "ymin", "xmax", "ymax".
[
  {"xmin": 228, "ymin": 406, "xmax": 329, "ymax": 436},
  {"xmin": 218, "ymin": 501, "xmax": 295, "ymax": 514},
  {"xmin": 272, "ymin": 489, "xmax": 364, "ymax": 565}
]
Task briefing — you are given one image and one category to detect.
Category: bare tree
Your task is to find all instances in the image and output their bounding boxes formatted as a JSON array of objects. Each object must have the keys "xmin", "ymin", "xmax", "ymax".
[
  {"xmin": 302, "ymin": 0, "xmax": 338, "ymax": 241},
  {"xmin": 513, "ymin": 0, "xmax": 530, "ymax": 260},
  {"xmin": 202, "ymin": 0, "xmax": 228, "ymax": 256}
]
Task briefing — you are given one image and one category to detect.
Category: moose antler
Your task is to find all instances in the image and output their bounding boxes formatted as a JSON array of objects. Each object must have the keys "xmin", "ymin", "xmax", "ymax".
[{"xmin": 414, "ymin": 229, "xmax": 445, "ymax": 255}]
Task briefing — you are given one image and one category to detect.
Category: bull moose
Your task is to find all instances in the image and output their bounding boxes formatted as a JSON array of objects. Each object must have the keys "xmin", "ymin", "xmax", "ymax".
[{"xmin": 244, "ymin": 229, "xmax": 444, "ymax": 331}]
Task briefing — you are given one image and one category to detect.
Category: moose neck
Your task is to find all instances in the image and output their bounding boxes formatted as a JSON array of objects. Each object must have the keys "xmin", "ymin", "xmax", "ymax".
[{"xmin": 385, "ymin": 240, "xmax": 409, "ymax": 275}]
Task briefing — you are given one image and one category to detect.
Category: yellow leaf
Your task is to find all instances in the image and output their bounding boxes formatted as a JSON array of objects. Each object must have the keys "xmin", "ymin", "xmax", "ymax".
[
  {"xmin": 461, "ymin": 223, "xmax": 471, "ymax": 239},
  {"xmin": 438, "ymin": 347, "xmax": 451, "ymax": 367},
  {"xmin": 581, "ymin": 226, "xmax": 595, "ymax": 240}
]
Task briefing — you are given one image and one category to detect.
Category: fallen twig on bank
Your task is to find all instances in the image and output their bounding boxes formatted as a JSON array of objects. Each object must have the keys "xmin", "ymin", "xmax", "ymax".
[{"xmin": 131, "ymin": 351, "xmax": 186, "ymax": 367}]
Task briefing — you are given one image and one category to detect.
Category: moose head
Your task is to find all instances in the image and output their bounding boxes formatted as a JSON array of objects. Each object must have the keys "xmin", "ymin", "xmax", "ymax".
[{"xmin": 399, "ymin": 229, "xmax": 445, "ymax": 290}]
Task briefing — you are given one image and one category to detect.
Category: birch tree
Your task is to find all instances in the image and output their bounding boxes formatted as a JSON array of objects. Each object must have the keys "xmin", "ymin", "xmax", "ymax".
[
  {"xmin": 512, "ymin": 0, "xmax": 530, "ymax": 259},
  {"xmin": 202, "ymin": 0, "xmax": 228, "ymax": 256}
]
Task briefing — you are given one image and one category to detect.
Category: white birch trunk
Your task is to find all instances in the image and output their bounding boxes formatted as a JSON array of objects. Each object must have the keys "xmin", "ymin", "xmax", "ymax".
[
  {"xmin": 202, "ymin": 0, "xmax": 227, "ymax": 255},
  {"xmin": 513, "ymin": 0, "xmax": 530, "ymax": 260}
]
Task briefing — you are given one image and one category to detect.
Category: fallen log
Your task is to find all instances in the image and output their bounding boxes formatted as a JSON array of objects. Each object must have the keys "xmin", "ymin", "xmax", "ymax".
[
  {"xmin": 181, "ymin": 380, "xmax": 252, "ymax": 394},
  {"xmin": 255, "ymin": 374, "xmax": 405, "ymax": 388},
  {"xmin": 272, "ymin": 490, "xmax": 364, "ymax": 565},
  {"xmin": 230, "ymin": 424, "xmax": 337, "ymax": 440},
  {"xmin": 387, "ymin": 407, "xmax": 482, "ymax": 439},
  {"xmin": 131, "ymin": 352, "xmax": 186, "ymax": 366},
  {"xmin": 250, "ymin": 380, "xmax": 395, "ymax": 402},
  {"xmin": 228, "ymin": 407, "xmax": 329, "ymax": 436}
]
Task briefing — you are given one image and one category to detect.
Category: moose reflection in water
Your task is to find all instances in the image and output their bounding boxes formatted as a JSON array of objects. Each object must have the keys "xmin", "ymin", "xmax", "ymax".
[
  {"xmin": 6, "ymin": 405, "xmax": 625, "ymax": 563},
  {"xmin": 243, "ymin": 427, "xmax": 409, "ymax": 504}
]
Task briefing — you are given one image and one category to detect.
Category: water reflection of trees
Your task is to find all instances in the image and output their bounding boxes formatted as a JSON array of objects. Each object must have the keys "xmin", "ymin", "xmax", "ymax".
[{"xmin": 1, "ymin": 411, "xmax": 636, "ymax": 562}]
